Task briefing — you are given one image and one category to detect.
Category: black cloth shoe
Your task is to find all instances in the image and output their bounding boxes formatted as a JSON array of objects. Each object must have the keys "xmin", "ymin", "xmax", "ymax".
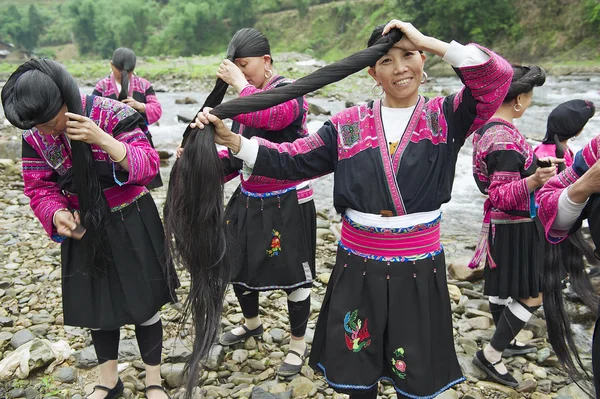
[
  {"xmin": 219, "ymin": 324, "xmax": 264, "ymax": 346},
  {"xmin": 503, "ymin": 340, "xmax": 537, "ymax": 357},
  {"xmin": 473, "ymin": 350, "xmax": 518, "ymax": 387},
  {"xmin": 144, "ymin": 385, "xmax": 171, "ymax": 399},
  {"xmin": 277, "ymin": 345, "xmax": 309, "ymax": 377},
  {"xmin": 87, "ymin": 378, "xmax": 124, "ymax": 399}
]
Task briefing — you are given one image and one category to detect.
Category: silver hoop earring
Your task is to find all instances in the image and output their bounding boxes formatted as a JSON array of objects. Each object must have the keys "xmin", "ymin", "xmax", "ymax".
[
  {"xmin": 371, "ymin": 83, "xmax": 384, "ymax": 97},
  {"xmin": 420, "ymin": 71, "xmax": 428, "ymax": 84},
  {"xmin": 514, "ymin": 103, "xmax": 522, "ymax": 112},
  {"xmin": 264, "ymin": 69, "xmax": 273, "ymax": 79}
]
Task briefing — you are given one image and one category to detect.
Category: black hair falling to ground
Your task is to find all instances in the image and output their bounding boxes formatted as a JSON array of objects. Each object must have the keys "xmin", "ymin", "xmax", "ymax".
[
  {"xmin": 542, "ymin": 136, "xmax": 599, "ymax": 388},
  {"xmin": 165, "ymin": 27, "xmax": 403, "ymax": 396},
  {"xmin": 0, "ymin": 59, "xmax": 112, "ymax": 274}
]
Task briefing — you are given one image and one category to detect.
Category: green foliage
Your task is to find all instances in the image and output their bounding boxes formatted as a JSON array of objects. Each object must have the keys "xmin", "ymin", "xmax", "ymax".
[{"xmin": 0, "ymin": 4, "xmax": 48, "ymax": 53}]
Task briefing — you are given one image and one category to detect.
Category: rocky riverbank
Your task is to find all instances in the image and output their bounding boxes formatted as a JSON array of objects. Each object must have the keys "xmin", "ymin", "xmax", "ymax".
[{"xmin": 0, "ymin": 157, "xmax": 597, "ymax": 399}]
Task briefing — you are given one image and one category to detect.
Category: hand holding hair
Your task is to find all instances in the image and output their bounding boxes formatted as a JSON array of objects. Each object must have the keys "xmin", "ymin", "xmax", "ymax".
[
  {"xmin": 217, "ymin": 59, "xmax": 248, "ymax": 92},
  {"xmin": 54, "ymin": 210, "xmax": 86, "ymax": 239},
  {"xmin": 527, "ymin": 162, "xmax": 557, "ymax": 191},
  {"xmin": 382, "ymin": 19, "xmax": 449, "ymax": 57},
  {"xmin": 65, "ymin": 112, "xmax": 107, "ymax": 146},
  {"xmin": 122, "ymin": 97, "xmax": 145, "ymax": 113}
]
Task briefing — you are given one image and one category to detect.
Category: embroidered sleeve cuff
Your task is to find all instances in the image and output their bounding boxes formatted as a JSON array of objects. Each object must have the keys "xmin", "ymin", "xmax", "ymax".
[
  {"xmin": 552, "ymin": 188, "xmax": 588, "ymax": 230},
  {"xmin": 442, "ymin": 41, "xmax": 490, "ymax": 68},
  {"xmin": 233, "ymin": 136, "xmax": 259, "ymax": 168}
]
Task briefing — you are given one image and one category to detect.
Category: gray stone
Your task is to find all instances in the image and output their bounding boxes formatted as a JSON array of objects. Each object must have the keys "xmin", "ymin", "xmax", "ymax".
[
  {"xmin": 230, "ymin": 372, "xmax": 258, "ymax": 385},
  {"xmin": 205, "ymin": 344, "xmax": 225, "ymax": 370},
  {"xmin": 164, "ymin": 338, "xmax": 193, "ymax": 363},
  {"xmin": 462, "ymin": 390, "xmax": 485, "ymax": 399},
  {"xmin": 269, "ymin": 328, "xmax": 286, "ymax": 343},
  {"xmin": 0, "ymin": 316, "xmax": 14, "ymax": 327},
  {"xmin": 74, "ymin": 345, "xmax": 98, "ymax": 369},
  {"xmin": 536, "ymin": 347, "xmax": 551, "ymax": 364},
  {"xmin": 456, "ymin": 353, "xmax": 486, "ymax": 380},
  {"xmin": 448, "ymin": 257, "xmax": 484, "ymax": 281},
  {"xmin": 556, "ymin": 383, "xmax": 588, "ymax": 398},
  {"xmin": 247, "ymin": 359, "xmax": 267, "ymax": 371},
  {"xmin": 31, "ymin": 313, "xmax": 55, "ymax": 325},
  {"xmin": 160, "ymin": 363, "xmax": 187, "ymax": 388},
  {"xmin": 24, "ymin": 388, "xmax": 38, "ymax": 399},
  {"xmin": 7, "ymin": 388, "xmax": 25, "ymax": 398},
  {"xmin": 10, "ymin": 329, "xmax": 35, "ymax": 349},
  {"xmin": 232, "ymin": 349, "xmax": 249, "ymax": 363},
  {"xmin": 53, "ymin": 366, "xmax": 78, "ymax": 383},
  {"xmin": 119, "ymin": 339, "xmax": 141, "ymax": 360},
  {"xmin": 288, "ymin": 376, "xmax": 314, "ymax": 397},
  {"xmin": 29, "ymin": 340, "xmax": 57, "ymax": 372},
  {"xmin": 435, "ymin": 389, "xmax": 459, "ymax": 399}
]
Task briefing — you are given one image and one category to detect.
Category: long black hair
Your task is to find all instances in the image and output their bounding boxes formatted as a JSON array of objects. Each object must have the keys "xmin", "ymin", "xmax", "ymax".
[
  {"xmin": 165, "ymin": 26, "xmax": 404, "ymax": 396},
  {"xmin": 1, "ymin": 59, "xmax": 113, "ymax": 274},
  {"xmin": 111, "ymin": 47, "xmax": 137, "ymax": 101},
  {"xmin": 542, "ymin": 109, "xmax": 599, "ymax": 386},
  {"xmin": 503, "ymin": 65, "xmax": 546, "ymax": 103}
]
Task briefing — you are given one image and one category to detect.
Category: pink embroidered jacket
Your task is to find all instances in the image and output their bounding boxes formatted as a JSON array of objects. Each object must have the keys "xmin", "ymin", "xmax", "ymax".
[
  {"xmin": 239, "ymin": 45, "xmax": 511, "ymax": 217},
  {"xmin": 534, "ymin": 143, "xmax": 574, "ymax": 168},
  {"xmin": 93, "ymin": 73, "xmax": 162, "ymax": 125},
  {"xmin": 220, "ymin": 75, "xmax": 312, "ymax": 200},
  {"xmin": 537, "ymin": 134, "xmax": 600, "ymax": 243},
  {"xmin": 469, "ymin": 119, "xmax": 539, "ymax": 268},
  {"xmin": 21, "ymin": 96, "xmax": 160, "ymax": 242}
]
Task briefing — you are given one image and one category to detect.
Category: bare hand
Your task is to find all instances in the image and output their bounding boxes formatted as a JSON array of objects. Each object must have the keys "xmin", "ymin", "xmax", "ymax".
[
  {"xmin": 176, "ymin": 146, "xmax": 184, "ymax": 159},
  {"xmin": 382, "ymin": 20, "xmax": 430, "ymax": 52},
  {"xmin": 122, "ymin": 97, "xmax": 145, "ymax": 113},
  {"xmin": 65, "ymin": 113, "xmax": 107, "ymax": 146},
  {"xmin": 529, "ymin": 162, "xmax": 558, "ymax": 189},
  {"xmin": 193, "ymin": 107, "xmax": 239, "ymax": 148},
  {"xmin": 54, "ymin": 210, "xmax": 86, "ymax": 240},
  {"xmin": 216, "ymin": 59, "xmax": 248, "ymax": 90}
]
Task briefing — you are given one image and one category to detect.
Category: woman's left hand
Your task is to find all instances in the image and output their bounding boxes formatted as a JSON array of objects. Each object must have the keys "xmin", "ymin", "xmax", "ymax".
[
  {"xmin": 65, "ymin": 113, "xmax": 107, "ymax": 146},
  {"xmin": 122, "ymin": 97, "xmax": 146, "ymax": 113}
]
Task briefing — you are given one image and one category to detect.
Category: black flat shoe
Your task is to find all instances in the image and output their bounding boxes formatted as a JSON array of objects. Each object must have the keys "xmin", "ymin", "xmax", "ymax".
[
  {"xmin": 503, "ymin": 340, "xmax": 537, "ymax": 357},
  {"xmin": 219, "ymin": 324, "xmax": 264, "ymax": 346},
  {"xmin": 473, "ymin": 350, "xmax": 518, "ymax": 387},
  {"xmin": 87, "ymin": 378, "xmax": 124, "ymax": 399},
  {"xmin": 277, "ymin": 346, "xmax": 309, "ymax": 377},
  {"xmin": 144, "ymin": 385, "xmax": 171, "ymax": 399}
]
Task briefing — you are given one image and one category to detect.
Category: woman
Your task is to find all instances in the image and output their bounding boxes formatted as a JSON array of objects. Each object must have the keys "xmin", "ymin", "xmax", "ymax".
[
  {"xmin": 468, "ymin": 65, "xmax": 554, "ymax": 386},
  {"xmin": 192, "ymin": 19, "xmax": 512, "ymax": 399},
  {"xmin": 1, "ymin": 59, "xmax": 177, "ymax": 399},
  {"xmin": 94, "ymin": 47, "xmax": 163, "ymax": 189},
  {"xmin": 537, "ymin": 134, "xmax": 600, "ymax": 396},
  {"xmin": 212, "ymin": 28, "xmax": 315, "ymax": 378},
  {"xmin": 534, "ymin": 100, "xmax": 596, "ymax": 166}
]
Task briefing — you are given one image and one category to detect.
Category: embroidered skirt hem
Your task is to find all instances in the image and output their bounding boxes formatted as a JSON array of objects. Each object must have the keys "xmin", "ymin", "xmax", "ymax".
[{"xmin": 308, "ymin": 249, "xmax": 463, "ymax": 397}]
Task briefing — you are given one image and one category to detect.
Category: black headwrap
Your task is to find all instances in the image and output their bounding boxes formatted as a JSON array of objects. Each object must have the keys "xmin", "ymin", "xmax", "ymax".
[
  {"xmin": 166, "ymin": 26, "xmax": 404, "ymax": 399},
  {"xmin": 111, "ymin": 47, "xmax": 137, "ymax": 101},
  {"xmin": 1, "ymin": 59, "xmax": 113, "ymax": 274},
  {"xmin": 542, "ymin": 100, "xmax": 596, "ymax": 144}
]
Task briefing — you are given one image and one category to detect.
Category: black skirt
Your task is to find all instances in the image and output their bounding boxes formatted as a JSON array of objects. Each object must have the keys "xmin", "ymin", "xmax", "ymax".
[
  {"xmin": 225, "ymin": 186, "xmax": 316, "ymax": 291},
  {"xmin": 484, "ymin": 218, "xmax": 544, "ymax": 300},
  {"xmin": 308, "ymin": 248, "xmax": 464, "ymax": 398},
  {"xmin": 61, "ymin": 193, "xmax": 178, "ymax": 330}
]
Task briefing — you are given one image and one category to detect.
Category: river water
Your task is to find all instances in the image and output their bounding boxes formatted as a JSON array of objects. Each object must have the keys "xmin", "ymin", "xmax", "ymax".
[{"xmin": 81, "ymin": 72, "xmax": 600, "ymax": 254}]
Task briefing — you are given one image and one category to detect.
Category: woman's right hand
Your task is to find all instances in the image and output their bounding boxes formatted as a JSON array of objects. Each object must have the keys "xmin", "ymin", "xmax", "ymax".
[
  {"xmin": 527, "ymin": 163, "xmax": 557, "ymax": 191},
  {"xmin": 193, "ymin": 108, "xmax": 241, "ymax": 151},
  {"xmin": 54, "ymin": 210, "xmax": 86, "ymax": 240}
]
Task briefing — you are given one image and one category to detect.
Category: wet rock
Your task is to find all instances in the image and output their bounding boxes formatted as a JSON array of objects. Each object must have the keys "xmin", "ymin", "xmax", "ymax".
[
  {"xmin": 74, "ymin": 345, "xmax": 98, "ymax": 369},
  {"xmin": 52, "ymin": 366, "xmax": 78, "ymax": 383},
  {"xmin": 175, "ymin": 97, "xmax": 198, "ymax": 104},
  {"xmin": 10, "ymin": 328, "xmax": 35, "ymax": 349},
  {"xmin": 206, "ymin": 344, "xmax": 225, "ymax": 370},
  {"xmin": 160, "ymin": 363, "xmax": 187, "ymax": 388},
  {"xmin": 288, "ymin": 376, "xmax": 315, "ymax": 397},
  {"xmin": 448, "ymin": 257, "xmax": 484, "ymax": 281}
]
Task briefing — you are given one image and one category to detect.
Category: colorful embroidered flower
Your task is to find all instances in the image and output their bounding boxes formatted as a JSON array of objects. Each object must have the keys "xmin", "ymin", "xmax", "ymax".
[
  {"xmin": 395, "ymin": 360, "xmax": 406, "ymax": 373},
  {"xmin": 343, "ymin": 310, "xmax": 371, "ymax": 353},
  {"xmin": 391, "ymin": 347, "xmax": 407, "ymax": 379},
  {"xmin": 266, "ymin": 230, "xmax": 282, "ymax": 257}
]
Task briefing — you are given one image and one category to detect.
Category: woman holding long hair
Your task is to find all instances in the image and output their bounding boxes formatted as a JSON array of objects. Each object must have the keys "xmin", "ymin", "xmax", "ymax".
[
  {"xmin": 468, "ymin": 65, "xmax": 558, "ymax": 386},
  {"xmin": 186, "ymin": 19, "xmax": 512, "ymax": 399},
  {"xmin": 94, "ymin": 47, "xmax": 164, "ymax": 189},
  {"xmin": 1, "ymin": 59, "xmax": 177, "ymax": 399}
]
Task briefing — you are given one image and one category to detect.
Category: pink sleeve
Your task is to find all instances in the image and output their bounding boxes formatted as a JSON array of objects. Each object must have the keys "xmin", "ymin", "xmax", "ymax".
[
  {"xmin": 22, "ymin": 142, "xmax": 69, "ymax": 242},
  {"xmin": 536, "ymin": 167, "xmax": 581, "ymax": 243},
  {"xmin": 219, "ymin": 148, "xmax": 239, "ymax": 183},
  {"xmin": 113, "ymin": 127, "xmax": 160, "ymax": 186},
  {"xmin": 487, "ymin": 173, "xmax": 531, "ymax": 213},
  {"xmin": 144, "ymin": 94, "xmax": 162, "ymax": 125},
  {"xmin": 454, "ymin": 45, "xmax": 513, "ymax": 136},
  {"xmin": 232, "ymin": 84, "xmax": 303, "ymax": 131}
]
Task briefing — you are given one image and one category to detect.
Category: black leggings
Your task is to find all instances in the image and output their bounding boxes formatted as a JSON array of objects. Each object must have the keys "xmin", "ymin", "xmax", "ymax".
[
  {"xmin": 91, "ymin": 319, "xmax": 163, "ymax": 366},
  {"xmin": 233, "ymin": 285, "xmax": 311, "ymax": 337}
]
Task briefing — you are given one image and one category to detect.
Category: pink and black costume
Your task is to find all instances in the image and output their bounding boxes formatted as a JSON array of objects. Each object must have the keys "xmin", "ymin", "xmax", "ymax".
[
  {"xmin": 231, "ymin": 43, "xmax": 511, "ymax": 398},
  {"xmin": 22, "ymin": 95, "xmax": 177, "ymax": 330},
  {"xmin": 93, "ymin": 73, "xmax": 163, "ymax": 189}
]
